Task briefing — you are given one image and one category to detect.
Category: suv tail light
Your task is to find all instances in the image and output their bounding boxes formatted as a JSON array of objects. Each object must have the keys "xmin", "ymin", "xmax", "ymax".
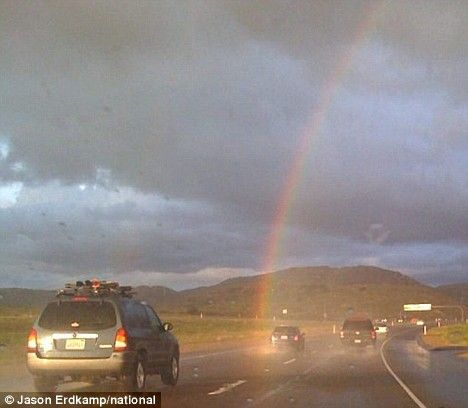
[
  {"xmin": 27, "ymin": 328, "xmax": 37, "ymax": 353},
  {"xmin": 114, "ymin": 327, "xmax": 128, "ymax": 352},
  {"xmin": 72, "ymin": 296, "xmax": 88, "ymax": 302}
]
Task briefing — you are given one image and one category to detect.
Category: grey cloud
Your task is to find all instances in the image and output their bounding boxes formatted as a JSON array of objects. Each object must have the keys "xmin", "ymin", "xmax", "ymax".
[
  {"xmin": 0, "ymin": 1, "xmax": 467, "ymax": 286},
  {"xmin": 0, "ymin": 185, "xmax": 264, "ymax": 275}
]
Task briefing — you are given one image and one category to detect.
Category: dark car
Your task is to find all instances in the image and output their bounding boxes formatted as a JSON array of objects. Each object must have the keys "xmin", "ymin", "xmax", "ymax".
[
  {"xmin": 27, "ymin": 280, "xmax": 179, "ymax": 391},
  {"xmin": 270, "ymin": 326, "xmax": 305, "ymax": 351},
  {"xmin": 340, "ymin": 316, "xmax": 376, "ymax": 347}
]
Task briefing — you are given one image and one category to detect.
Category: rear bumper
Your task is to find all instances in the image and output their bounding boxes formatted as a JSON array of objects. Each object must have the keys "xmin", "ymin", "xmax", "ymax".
[
  {"xmin": 27, "ymin": 351, "xmax": 136, "ymax": 377},
  {"xmin": 271, "ymin": 340, "xmax": 302, "ymax": 349},
  {"xmin": 341, "ymin": 338, "xmax": 375, "ymax": 346}
]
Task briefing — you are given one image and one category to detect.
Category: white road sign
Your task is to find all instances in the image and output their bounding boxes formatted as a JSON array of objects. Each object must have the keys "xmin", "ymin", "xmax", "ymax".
[{"xmin": 403, "ymin": 303, "xmax": 432, "ymax": 312}]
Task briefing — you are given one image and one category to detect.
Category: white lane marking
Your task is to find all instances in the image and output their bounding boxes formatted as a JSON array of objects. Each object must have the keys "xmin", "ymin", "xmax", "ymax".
[
  {"xmin": 283, "ymin": 358, "xmax": 296, "ymax": 365},
  {"xmin": 208, "ymin": 380, "xmax": 246, "ymax": 395},
  {"xmin": 380, "ymin": 337, "xmax": 428, "ymax": 408}
]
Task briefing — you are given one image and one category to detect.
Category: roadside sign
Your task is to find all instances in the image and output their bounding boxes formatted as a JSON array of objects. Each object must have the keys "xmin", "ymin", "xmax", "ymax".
[{"xmin": 403, "ymin": 303, "xmax": 432, "ymax": 312}]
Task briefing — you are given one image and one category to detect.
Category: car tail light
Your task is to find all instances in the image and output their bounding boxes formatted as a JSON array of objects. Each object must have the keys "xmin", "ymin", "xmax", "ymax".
[
  {"xmin": 339, "ymin": 331, "xmax": 344, "ymax": 339},
  {"xmin": 371, "ymin": 330, "xmax": 376, "ymax": 340},
  {"xmin": 114, "ymin": 327, "xmax": 128, "ymax": 352},
  {"xmin": 294, "ymin": 335, "xmax": 299, "ymax": 341},
  {"xmin": 27, "ymin": 328, "xmax": 37, "ymax": 353}
]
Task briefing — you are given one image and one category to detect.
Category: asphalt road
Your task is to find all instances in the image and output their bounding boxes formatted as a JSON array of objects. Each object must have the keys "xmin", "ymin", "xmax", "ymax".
[{"xmin": 1, "ymin": 326, "xmax": 467, "ymax": 407}]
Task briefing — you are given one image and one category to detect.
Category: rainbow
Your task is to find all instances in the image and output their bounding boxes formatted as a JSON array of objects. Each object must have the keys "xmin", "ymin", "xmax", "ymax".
[{"xmin": 256, "ymin": 2, "xmax": 383, "ymax": 318}]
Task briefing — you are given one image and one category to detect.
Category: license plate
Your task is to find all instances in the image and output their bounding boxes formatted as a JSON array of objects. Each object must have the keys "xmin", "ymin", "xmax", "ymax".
[
  {"xmin": 65, "ymin": 339, "xmax": 86, "ymax": 350},
  {"xmin": 281, "ymin": 335, "xmax": 288, "ymax": 340},
  {"xmin": 354, "ymin": 339, "xmax": 362, "ymax": 344}
]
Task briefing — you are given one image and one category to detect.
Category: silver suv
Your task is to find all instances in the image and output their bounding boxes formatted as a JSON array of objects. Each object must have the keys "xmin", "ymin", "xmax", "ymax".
[{"xmin": 27, "ymin": 280, "xmax": 179, "ymax": 391}]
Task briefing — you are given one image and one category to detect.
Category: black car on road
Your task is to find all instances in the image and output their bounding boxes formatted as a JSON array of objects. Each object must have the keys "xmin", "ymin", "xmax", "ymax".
[
  {"xmin": 340, "ymin": 316, "xmax": 376, "ymax": 347},
  {"xmin": 270, "ymin": 326, "xmax": 305, "ymax": 351}
]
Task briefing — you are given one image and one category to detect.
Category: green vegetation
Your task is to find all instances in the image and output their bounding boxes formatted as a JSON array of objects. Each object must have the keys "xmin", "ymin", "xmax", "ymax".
[
  {"xmin": 424, "ymin": 324, "xmax": 468, "ymax": 348},
  {"xmin": 153, "ymin": 267, "xmax": 461, "ymax": 320},
  {"xmin": 156, "ymin": 314, "xmax": 335, "ymax": 352},
  {"xmin": 0, "ymin": 315, "xmax": 35, "ymax": 363},
  {"xmin": 163, "ymin": 314, "xmax": 273, "ymax": 352},
  {"xmin": 158, "ymin": 282, "xmax": 458, "ymax": 321},
  {"xmin": 1, "ymin": 268, "xmax": 464, "ymax": 322}
]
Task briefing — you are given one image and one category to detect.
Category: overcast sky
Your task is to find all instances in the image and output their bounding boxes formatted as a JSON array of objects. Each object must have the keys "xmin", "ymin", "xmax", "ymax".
[{"xmin": 0, "ymin": 0, "xmax": 467, "ymax": 289}]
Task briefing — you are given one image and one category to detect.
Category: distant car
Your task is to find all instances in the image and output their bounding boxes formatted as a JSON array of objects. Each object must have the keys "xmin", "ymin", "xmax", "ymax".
[
  {"xmin": 374, "ymin": 323, "xmax": 388, "ymax": 335},
  {"xmin": 340, "ymin": 316, "xmax": 376, "ymax": 347},
  {"xmin": 27, "ymin": 280, "xmax": 180, "ymax": 392},
  {"xmin": 270, "ymin": 326, "xmax": 305, "ymax": 351}
]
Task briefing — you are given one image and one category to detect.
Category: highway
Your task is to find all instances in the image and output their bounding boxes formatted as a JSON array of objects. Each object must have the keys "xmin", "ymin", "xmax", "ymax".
[{"xmin": 1, "ymin": 326, "xmax": 467, "ymax": 407}]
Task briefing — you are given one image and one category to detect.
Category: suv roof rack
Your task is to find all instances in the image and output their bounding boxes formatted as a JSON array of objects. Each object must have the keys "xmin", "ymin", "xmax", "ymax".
[{"xmin": 56, "ymin": 279, "xmax": 135, "ymax": 299}]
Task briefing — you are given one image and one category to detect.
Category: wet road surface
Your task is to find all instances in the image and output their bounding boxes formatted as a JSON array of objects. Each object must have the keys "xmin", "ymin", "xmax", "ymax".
[{"xmin": 1, "ymin": 326, "xmax": 467, "ymax": 407}]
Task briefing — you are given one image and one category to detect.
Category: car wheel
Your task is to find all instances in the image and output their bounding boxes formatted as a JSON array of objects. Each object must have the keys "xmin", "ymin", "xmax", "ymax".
[
  {"xmin": 33, "ymin": 376, "xmax": 57, "ymax": 392},
  {"xmin": 123, "ymin": 354, "xmax": 147, "ymax": 391},
  {"xmin": 161, "ymin": 354, "xmax": 179, "ymax": 386}
]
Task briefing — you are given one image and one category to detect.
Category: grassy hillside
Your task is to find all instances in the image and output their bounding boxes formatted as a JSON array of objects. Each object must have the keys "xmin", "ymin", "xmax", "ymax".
[
  {"xmin": 152, "ymin": 266, "xmax": 461, "ymax": 320},
  {"xmin": 156, "ymin": 282, "xmax": 458, "ymax": 320},
  {"xmin": 436, "ymin": 284, "xmax": 468, "ymax": 305},
  {"xmin": 0, "ymin": 285, "xmax": 176, "ymax": 311},
  {"xmin": 0, "ymin": 288, "xmax": 55, "ymax": 309},
  {"xmin": 1, "ymin": 266, "xmax": 465, "ymax": 320}
]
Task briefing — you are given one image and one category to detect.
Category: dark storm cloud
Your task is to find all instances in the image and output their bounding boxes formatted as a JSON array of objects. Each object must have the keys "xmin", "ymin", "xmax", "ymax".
[
  {"xmin": 0, "ymin": 1, "xmax": 467, "ymax": 286},
  {"xmin": 0, "ymin": 186, "xmax": 263, "ymax": 275}
]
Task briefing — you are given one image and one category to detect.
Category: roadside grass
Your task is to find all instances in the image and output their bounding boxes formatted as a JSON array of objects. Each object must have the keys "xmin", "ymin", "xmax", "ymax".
[
  {"xmin": 161, "ymin": 314, "xmax": 336, "ymax": 352},
  {"xmin": 0, "ymin": 315, "xmax": 35, "ymax": 364},
  {"xmin": 163, "ymin": 315, "xmax": 273, "ymax": 352},
  {"xmin": 0, "ymin": 311, "xmax": 337, "ymax": 361},
  {"xmin": 424, "ymin": 324, "xmax": 468, "ymax": 348}
]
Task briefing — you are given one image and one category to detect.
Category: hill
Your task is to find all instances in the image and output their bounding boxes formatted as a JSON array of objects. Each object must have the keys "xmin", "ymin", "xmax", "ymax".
[
  {"xmin": 0, "ymin": 285, "xmax": 177, "ymax": 312},
  {"xmin": 152, "ymin": 266, "xmax": 461, "ymax": 320},
  {"xmin": 0, "ymin": 288, "xmax": 55, "ymax": 310},
  {"xmin": 436, "ymin": 284, "xmax": 468, "ymax": 305},
  {"xmin": 0, "ymin": 267, "xmax": 464, "ymax": 320}
]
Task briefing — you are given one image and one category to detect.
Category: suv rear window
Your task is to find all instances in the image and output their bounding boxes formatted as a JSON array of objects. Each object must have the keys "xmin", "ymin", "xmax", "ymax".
[
  {"xmin": 343, "ymin": 319, "xmax": 373, "ymax": 331},
  {"xmin": 38, "ymin": 301, "xmax": 116, "ymax": 330}
]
